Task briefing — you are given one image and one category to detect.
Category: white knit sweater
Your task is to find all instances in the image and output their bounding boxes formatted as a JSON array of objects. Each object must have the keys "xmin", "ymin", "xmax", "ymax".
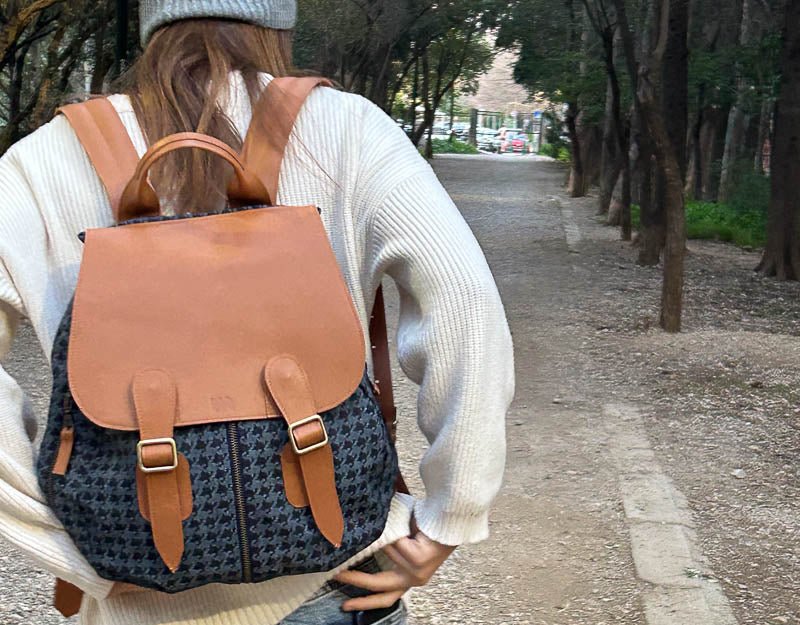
[{"xmin": 0, "ymin": 77, "xmax": 514, "ymax": 625}]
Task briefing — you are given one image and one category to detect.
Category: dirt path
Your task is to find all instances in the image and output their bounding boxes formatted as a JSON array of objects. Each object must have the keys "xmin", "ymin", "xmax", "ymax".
[
  {"xmin": 1, "ymin": 156, "xmax": 797, "ymax": 625},
  {"xmin": 397, "ymin": 158, "xmax": 648, "ymax": 625},
  {"xmin": 401, "ymin": 155, "xmax": 798, "ymax": 625}
]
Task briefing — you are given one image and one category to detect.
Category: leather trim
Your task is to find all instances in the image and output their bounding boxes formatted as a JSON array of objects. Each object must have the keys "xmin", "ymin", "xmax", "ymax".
[
  {"xmin": 67, "ymin": 206, "xmax": 365, "ymax": 431},
  {"xmin": 132, "ymin": 370, "xmax": 186, "ymax": 573},
  {"xmin": 369, "ymin": 286, "xmax": 396, "ymax": 437},
  {"xmin": 119, "ymin": 133, "xmax": 270, "ymax": 221},
  {"xmin": 240, "ymin": 78, "xmax": 407, "ymax": 495},
  {"xmin": 241, "ymin": 77, "xmax": 334, "ymax": 204},
  {"xmin": 51, "ymin": 426, "xmax": 75, "ymax": 476},
  {"xmin": 265, "ymin": 355, "xmax": 344, "ymax": 547},
  {"xmin": 58, "ymin": 98, "xmax": 140, "ymax": 221},
  {"xmin": 280, "ymin": 443, "xmax": 310, "ymax": 508},
  {"xmin": 137, "ymin": 454, "xmax": 193, "ymax": 522},
  {"xmin": 54, "ymin": 578, "xmax": 83, "ymax": 618}
]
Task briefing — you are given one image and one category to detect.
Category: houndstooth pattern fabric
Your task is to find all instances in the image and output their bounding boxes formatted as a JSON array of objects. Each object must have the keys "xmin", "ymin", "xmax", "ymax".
[{"xmin": 36, "ymin": 214, "xmax": 398, "ymax": 594}]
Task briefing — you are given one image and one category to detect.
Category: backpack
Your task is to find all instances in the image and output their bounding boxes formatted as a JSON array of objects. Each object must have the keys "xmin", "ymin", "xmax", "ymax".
[{"xmin": 35, "ymin": 77, "xmax": 403, "ymax": 615}]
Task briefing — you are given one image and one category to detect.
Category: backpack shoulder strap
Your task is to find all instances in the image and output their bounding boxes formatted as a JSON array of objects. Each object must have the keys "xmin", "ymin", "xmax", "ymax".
[
  {"xmin": 241, "ymin": 77, "xmax": 397, "ymax": 439},
  {"xmin": 52, "ymin": 98, "xmax": 140, "ymax": 617},
  {"xmin": 368, "ymin": 285, "xmax": 396, "ymax": 434},
  {"xmin": 241, "ymin": 76, "xmax": 333, "ymax": 204},
  {"xmin": 58, "ymin": 97, "xmax": 140, "ymax": 221}
]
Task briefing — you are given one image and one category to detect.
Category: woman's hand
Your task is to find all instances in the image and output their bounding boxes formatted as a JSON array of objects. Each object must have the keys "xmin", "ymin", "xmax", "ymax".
[{"xmin": 334, "ymin": 532, "xmax": 457, "ymax": 612}]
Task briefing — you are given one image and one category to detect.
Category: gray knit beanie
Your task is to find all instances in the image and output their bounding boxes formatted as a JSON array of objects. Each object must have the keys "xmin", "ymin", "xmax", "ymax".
[{"xmin": 139, "ymin": 0, "xmax": 297, "ymax": 45}]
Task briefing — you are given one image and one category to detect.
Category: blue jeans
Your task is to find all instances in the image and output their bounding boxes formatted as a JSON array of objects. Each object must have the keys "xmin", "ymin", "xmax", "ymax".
[{"xmin": 279, "ymin": 558, "xmax": 407, "ymax": 625}]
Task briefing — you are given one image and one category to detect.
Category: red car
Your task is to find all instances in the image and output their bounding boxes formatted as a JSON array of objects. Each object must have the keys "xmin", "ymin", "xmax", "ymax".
[{"xmin": 501, "ymin": 131, "xmax": 531, "ymax": 154}]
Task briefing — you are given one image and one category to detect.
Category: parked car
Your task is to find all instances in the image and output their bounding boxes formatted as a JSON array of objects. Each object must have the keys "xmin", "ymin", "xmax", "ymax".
[
  {"xmin": 452, "ymin": 122, "xmax": 470, "ymax": 140},
  {"xmin": 498, "ymin": 129, "xmax": 530, "ymax": 153},
  {"xmin": 395, "ymin": 119, "xmax": 414, "ymax": 137},
  {"xmin": 476, "ymin": 127, "xmax": 497, "ymax": 151},
  {"xmin": 508, "ymin": 132, "xmax": 532, "ymax": 153}
]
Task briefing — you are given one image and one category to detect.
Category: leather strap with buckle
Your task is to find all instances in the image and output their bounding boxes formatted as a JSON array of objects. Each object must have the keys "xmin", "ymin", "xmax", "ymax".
[
  {"xmin": 240, "ymin": 78, "xmax": 400, "ymax": 452},
  {"xmin": 132, "ymin": 370, "xmax": 190, "ymax": 572},
  {"xmin": 264, "ymin": 355, "xmax": 344, "ymax": 547},
  {"xmin": 137, "ymin": 437, "xmax": 178, "ymax": 473},
  {"xmin": 289, "ymin": 414, "xmax": 329, "ymax": 455}
]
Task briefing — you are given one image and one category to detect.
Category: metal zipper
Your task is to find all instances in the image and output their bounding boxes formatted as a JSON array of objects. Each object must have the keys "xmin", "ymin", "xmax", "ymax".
[{"xmin": 226, "ymin": 422, "xmax": 253, "ymax": 582}]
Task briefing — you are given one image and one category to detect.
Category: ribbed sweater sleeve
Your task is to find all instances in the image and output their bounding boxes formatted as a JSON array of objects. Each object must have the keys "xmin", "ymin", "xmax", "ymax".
[
  {"xmin": 358, "ymin": 104, "xmax": 515, "ymax": 545},
  {"xmin": 0, "ymin": 154, "xmax": 114, "ymax": 601}
]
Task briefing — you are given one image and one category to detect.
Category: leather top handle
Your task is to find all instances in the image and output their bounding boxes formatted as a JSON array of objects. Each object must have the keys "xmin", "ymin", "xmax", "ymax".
[{"xmin": 119, "ymin": 132, "xmax": 271, "ymax": 221}]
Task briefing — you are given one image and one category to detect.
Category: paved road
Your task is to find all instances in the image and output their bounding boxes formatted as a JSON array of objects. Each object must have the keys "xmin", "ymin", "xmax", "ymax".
[{"xmin": 0, "ymin": 156, "xmax": 744, "ymax": 624}]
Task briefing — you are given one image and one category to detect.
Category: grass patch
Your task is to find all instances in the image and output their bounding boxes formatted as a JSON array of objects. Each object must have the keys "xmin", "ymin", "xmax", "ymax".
[
  {"xmin": 686, "ymin": 201, "xmax": 766, "ymax": 248},
  {"xmin": 429, "ymin": 138, "xmax": 479, "ymax": 155},
  {"xmin": 630, "ymin": 201, "xmax": 766, "ymax": 249},
  {"xmin": 539, "ymin": 142, "xmax": 571, "ymax": 161}
]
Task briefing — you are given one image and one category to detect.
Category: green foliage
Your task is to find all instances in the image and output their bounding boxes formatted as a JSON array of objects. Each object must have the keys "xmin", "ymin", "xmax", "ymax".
[
  {"xmin": 726, "ymin": 162, "xmax": 771, "ymax": 217},
  {"xmin": 424, "ymin": 28, "xmax": 495, "ymax": 100},
  {"xmin": 685, "ymin": 201, "xmax": 767, "ymax": 248},
  {"xmin": 428, "ymin": 138, "xmax": 480, "ymax": 155},
  {"xmin": 538, "ymin": 142, "xmax": 558, "ymax": 158},
  {"xmin": 296, "ymin": 0, "xmax": 502, "ymax": 112},
  {"xmin": 0, "ymin": 1, "xmax": 121, "ymax": 151},
  {"xmin": 630, "ymin": 200, "xmax": 767, "ymax": 249},
  {"xmin": 689, "ymin": 32, "xmax": 783, "ymax": 114},
  {"xmin": 496, "ymin": 0, "xmax": 607, "ymax": 117},
  {"xmin": 538, "ymin": 142, "xmax": 570, "ymax": 161}
]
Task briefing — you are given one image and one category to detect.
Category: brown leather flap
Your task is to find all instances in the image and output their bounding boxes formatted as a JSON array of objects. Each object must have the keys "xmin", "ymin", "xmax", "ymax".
[{"xmin": 67, "ymin": 205, "xmax": 365, "ymax": 431}]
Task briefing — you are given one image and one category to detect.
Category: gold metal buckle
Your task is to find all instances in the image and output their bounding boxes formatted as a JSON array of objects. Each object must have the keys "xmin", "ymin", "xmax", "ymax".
[
  {"xmin": 288, "ymin": 415, "xmax": 329, "ymax": 456},
  {"xmin": 136, "ymin": 438, "xmax": 178, "ymax": 474}
]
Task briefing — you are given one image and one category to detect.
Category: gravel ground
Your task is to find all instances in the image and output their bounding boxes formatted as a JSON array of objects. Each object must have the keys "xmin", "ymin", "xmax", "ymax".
[
  {"xmin": 559, "ymin": 196, "xmax": 800, "ymax": 625},
  {"xmin": 1, "ymin": 156, "xmax": 797, "ymax": 625}
]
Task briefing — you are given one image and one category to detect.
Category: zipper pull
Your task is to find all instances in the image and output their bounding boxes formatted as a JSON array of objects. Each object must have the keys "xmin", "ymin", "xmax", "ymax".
[{"xmin": 52, "ymin": 426, "xmax": 75, "ymax": 476}]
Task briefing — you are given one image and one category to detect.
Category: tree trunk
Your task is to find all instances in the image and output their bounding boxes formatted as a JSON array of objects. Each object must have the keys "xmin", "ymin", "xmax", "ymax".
[
  {"xmin": 599, "ymin": 56, "xmax": 621, "ymax": 215},
  {"xmin": 658, "ymin": 139, "xmax": 687, "ymax": 332},
  {"xmin": 607, "ymin": 152, "xmax": 633, "ymax": 243},
  {"xmin": 635, "ymin": 93, "xmax": 664, "ymax": 265},
  {"xmin": 664, "ymin": 0, "xmax": 689, "ymax": 178},
  {"xmin": 718, "ymin": 0, "xmax": 755, "ymax": 202},
  {"xmin": 685, "ymin": 81, "xmax": 705, "ymax": 199},
  {"xmin": 756, "ymin": 0, "xmax": 800, "ymax": 280},
  {"xmin": 114, "ymin": 0, "xmax": 129, "ymax": 77},
  {"xmin": 425, "ymin": 122, "xmax": 434, "ymax": 159},
  {"xmin": 698, "ymin": 103, "xmax": 728, "ymax": 199},
  {"xmin": 607, "ymin": 168, "xmax": 624, "ymax": 225},
  {"xmin": 411, "ymin": 51, "xmax": 432, "ymax": 147},
  {"xmin": 579, "ymin": 117, "xmax": 603, "ymax": 188},
  {"xmin": 566, "ymin": 101, "xmax": 586, "ymax": 197},
  {"xmin": 753, "ymin": 98, "xmax": 772, "ymax": 174},
  {"xmin": 599, "ymin": 142, "xmax": 620, "ymax": 215},
  {"xmin": 620, "ymin": 157, "xmax": 633, "ymax": 241},
  {"xmin": 637, "ymin": 152, "xmax": 665, "ymax": 266},
  {"xmin": 634, "ymin": 0, "xmax": 689, "ymax": 330},
  {"xmin": 368, "ymin": 44, "xmax": 393, "ymax": 109},
  {"xmin": 91, "ymin": 16, "xmax": 114, "ymax": 94},
  {"xmin": 658, "ymin": 0, "xmax": 689, "ymax": 331}
]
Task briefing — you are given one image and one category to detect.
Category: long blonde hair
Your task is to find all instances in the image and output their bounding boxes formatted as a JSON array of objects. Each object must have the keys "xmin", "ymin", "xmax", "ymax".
[{"xmin": 121, "ymin": 20, "xmax": 294, "ymax": 212}]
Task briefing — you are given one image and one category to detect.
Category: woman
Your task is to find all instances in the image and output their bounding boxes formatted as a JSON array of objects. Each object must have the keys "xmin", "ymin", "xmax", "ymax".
[{"xmin": 0, "ymin": 1, "xmax": 514, "ymax": 624}]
